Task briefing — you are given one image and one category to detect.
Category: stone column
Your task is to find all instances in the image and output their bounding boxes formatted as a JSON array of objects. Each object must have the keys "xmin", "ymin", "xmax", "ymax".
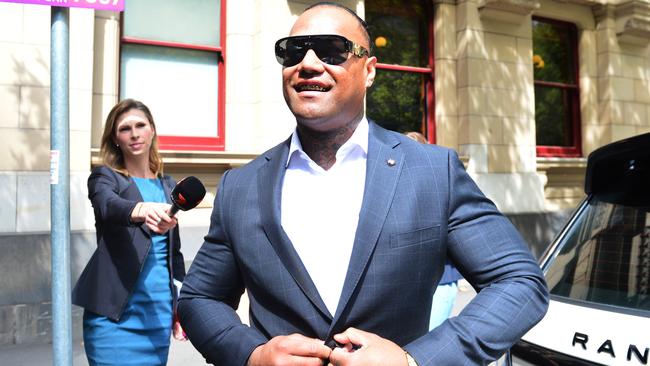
[
  {"xmin": 452, "ymin": 0, "xmax": 545, "ymax": 213},
  {"xmin": 592, "ymin": 1, "xmax": 650, "ymax": 154},
  {"xmin": 433, "ymin": 0, "xmax": 459, "ymax": 151}
]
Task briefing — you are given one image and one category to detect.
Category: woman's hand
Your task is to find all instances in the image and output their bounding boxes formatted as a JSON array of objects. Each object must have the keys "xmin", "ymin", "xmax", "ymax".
[
  {"xmin": 173, "ymin": 317, "xmax": 187, "ymax": 341},
  {"xmin": 131, "ymin": 202, "xmax": 178, "ymax": 234}
]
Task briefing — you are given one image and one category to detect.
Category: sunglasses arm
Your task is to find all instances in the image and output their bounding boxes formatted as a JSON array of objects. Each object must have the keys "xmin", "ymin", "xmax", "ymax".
[{"xmin": 351, "ymin": 43, "xmax": 369, "ymax": 58}]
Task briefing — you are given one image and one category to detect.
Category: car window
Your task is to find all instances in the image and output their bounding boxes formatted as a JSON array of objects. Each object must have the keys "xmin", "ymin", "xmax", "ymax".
[{"xmin": 545, "ymin": 196, "xmax": 650, "ymax": 312}]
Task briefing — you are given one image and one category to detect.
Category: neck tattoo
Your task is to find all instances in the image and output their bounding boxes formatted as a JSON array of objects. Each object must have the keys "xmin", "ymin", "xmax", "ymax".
[{"xmin": 298, "ymin": 118, "xmax": 360, "ymax": 170}]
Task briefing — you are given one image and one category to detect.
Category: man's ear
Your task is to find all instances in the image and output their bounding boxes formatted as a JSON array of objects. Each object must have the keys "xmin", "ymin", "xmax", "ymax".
[{"xmin": 365, "ymin": 56, "xmax": 377, "ymax": 88}]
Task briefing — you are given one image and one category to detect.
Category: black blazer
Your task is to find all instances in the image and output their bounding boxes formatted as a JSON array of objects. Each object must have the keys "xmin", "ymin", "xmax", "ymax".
[{"xmin": 73, "ymin": 166, "xmax": 185, "ymax": 321}]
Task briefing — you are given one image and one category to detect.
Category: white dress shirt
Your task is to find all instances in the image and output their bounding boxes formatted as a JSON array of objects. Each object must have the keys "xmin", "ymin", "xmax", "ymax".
[{"xmin": 281, "ymin": 118, "xmax": 368, "ymax": 315}]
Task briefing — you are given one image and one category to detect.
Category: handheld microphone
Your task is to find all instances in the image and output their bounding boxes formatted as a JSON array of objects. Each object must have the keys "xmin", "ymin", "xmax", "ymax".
[{"xmin": 169, "ymin": 176, "xmax": 206, "ymax": 217}]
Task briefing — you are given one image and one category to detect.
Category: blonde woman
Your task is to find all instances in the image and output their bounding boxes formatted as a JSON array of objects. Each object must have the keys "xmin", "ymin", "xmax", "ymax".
[{"xmin": 73, "ymin": 99, "xmax": 185, "ymax": 365}]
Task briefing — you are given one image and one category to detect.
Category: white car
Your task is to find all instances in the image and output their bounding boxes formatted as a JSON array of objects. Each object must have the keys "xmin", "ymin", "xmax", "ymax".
[{"xmin": 510, "ymin": 133, "xmax": 650, "ymax": 366}]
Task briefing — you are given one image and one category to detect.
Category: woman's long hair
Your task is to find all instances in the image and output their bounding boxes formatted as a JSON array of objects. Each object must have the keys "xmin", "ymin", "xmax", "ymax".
[
  {"xmin": 404, "ymin": 131, "xmax": 428, "ymax": 144},
  {"xmin": 99, "ymin": 99, "xmax": 163, "ymax": 177}
]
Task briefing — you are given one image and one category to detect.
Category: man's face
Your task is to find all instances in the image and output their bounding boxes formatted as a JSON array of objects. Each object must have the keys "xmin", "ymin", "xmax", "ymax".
[{"xmin": 282, "ymin": 6, "xmax": 376, "ymax": 132}]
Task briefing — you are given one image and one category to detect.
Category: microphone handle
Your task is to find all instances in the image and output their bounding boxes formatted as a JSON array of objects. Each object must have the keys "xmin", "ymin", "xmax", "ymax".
[{"xmin": 169, "ymin": 203, "xmax": 180, "ymax": 218}]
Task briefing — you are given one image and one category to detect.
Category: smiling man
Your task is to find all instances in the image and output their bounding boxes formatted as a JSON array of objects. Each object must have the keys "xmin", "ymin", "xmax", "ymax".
[{"xmin": 178, "ymin": 3, "xmax": 549, "ymax": 366}]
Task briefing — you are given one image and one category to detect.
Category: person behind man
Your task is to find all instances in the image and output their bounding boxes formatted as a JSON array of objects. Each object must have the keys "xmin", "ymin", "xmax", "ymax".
[{"xmin": 178, "ymin": 3, "xmax": 549, "ymax": 365}]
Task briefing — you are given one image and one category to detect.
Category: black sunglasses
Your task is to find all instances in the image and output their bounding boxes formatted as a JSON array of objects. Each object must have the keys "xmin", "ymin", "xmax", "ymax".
[{"xmin": 275, "ymin": 34, "xmax": 370, "ymax": 67}]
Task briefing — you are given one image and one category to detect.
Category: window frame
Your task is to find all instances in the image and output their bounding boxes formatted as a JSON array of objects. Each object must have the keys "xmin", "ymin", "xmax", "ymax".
[
  {"xmin": 533, "ymin": 16, "xmax": 582, "ymax": 158},
  {"xmin": 369, "ymin": 2, "xmax": 436, "ymax": 143},
  {"xmin": 118, "ymin": 0, "xmax": 227, "ymax": 151},
  {"xmin": 544, "ymin": 196, "xmax": 650, "ymax": 316}
]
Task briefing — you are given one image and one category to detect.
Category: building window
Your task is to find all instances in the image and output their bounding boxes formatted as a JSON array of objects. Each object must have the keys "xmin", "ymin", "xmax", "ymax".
[
  {"xmin": 532, "ymin": 17, "xmax": 581, "ymax": 157},
  {"xmin": 366, "ymin": 0, "xmax": 435, "ymax": 142},
  {"xmin": 120, "ymin": 0, "xmax": 226, "ymax": 151}
]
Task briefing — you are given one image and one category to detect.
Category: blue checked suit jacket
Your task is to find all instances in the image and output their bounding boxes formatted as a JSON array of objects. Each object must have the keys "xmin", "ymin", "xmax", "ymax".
[{"xmin": 178, "ymin": 122, "xmax": 549, "ymax": 366}]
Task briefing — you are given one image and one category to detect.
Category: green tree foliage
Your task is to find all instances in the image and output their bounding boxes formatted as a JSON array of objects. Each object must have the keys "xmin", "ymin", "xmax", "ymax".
[
  {"xmin": 532, "ymin": 20, "xmax": 575, "ymax": 84},
  {"xmin": 535, "ymin": 86, "xmax": 569, "ymax": 146},
  {"xmin": 533, "ymin": 19, "xmax": 577, "ymax": 146},
  {"xmin": 368, "ymin": 72, "xmax": 425, "ymax": 133},
  {"xmin": 366, "ymin": 0, "xmax": 429, "ymax": 134}
]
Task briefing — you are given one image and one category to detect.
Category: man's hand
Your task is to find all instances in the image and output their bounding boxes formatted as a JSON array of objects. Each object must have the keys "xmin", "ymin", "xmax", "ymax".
[
  {"xmin": 247, "ymin": 334, "xmax": 332, "ymax": 366},
  {"xmin": 328, "ymin": 328, "xmax": 407, "ymax": 366}
]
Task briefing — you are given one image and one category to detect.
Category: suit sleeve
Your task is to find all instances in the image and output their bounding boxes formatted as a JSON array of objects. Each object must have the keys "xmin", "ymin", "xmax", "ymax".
[
  {"xmin": 178, "ymin": 170, "xmax": 266, "ymax": 366},
  {"xmin": 403, "ymin": 150, "xmax": 549, "ymax": 365},
  {"xmin": 87, "ymin": 166, "xmax": 138, "ymax": 227}
]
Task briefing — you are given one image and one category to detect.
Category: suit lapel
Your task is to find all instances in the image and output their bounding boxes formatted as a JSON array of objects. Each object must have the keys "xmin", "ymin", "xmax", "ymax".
[
  {"xmin": 331, "ymin": 123, "xmax": 404, "ymax": 323},
  {"xmin": 258, "ymin": 140, "xmax": 332, "ymax": 319}
]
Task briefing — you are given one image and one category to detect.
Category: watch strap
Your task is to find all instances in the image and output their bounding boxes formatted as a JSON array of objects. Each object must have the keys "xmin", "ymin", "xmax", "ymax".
[{"xmin": 405, "ymin": 352, "xmax": 419, "ymax": 366}]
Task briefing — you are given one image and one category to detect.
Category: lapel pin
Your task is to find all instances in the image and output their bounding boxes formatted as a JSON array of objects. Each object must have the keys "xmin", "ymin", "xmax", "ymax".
[{"xmin": 386, "ymin": 158, "xmax": 396, "ymax": 167}]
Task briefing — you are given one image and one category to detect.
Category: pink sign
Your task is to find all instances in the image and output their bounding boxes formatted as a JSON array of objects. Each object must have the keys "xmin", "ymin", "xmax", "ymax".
[{"xmin": 0, "ymin": 0, "xmax": 124, "ymax": 11}]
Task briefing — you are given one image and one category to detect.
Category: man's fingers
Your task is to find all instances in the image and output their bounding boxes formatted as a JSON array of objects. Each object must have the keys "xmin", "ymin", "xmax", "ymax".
[
  {"xmin": 288, "ymin": 355, "xmax": 330, "ymax": 366},
  {"xmin": 285, "ymin": 335, "xmax": 331, "ymax": 359},
  {"xmin": 249, "ymin": 335, "xmax": 331, "ymax": 366},
  {"xmin": 329, "ymin": 346, "xmax": 356, "ymax": 366},
  {"xmin": 332, "ymin": 330, "xmax": 407, "ymax": 366},
  {"xmin": 333, "ymin": 327, "xmax": 368, "ymax": 348}
]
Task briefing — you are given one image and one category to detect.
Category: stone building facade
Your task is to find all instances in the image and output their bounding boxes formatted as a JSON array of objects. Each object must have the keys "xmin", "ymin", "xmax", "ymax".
[{"xmin": 0, "ymin": 0, "xmax": 648, "ymax": 346}]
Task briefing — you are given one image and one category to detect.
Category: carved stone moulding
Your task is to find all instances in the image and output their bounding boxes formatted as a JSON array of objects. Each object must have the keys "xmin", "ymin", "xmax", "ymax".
[
  {"xmin": 478, "ymin": 0, "xmax": 540, "ymax": 24},
  {"xmin": 615, "ymin": 0, "xmax": 650, "ymax": 46}
]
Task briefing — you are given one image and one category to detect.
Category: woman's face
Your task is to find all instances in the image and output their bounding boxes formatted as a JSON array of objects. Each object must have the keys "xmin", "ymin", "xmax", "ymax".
[{"xmin": 114, "ymin": 108, "xmax": 155, "ymax": 161}]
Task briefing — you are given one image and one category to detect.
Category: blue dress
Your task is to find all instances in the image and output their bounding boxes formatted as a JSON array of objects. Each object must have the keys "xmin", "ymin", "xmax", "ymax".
[
  {"xmin": 429, "ymin": 262, "xmax": 464, "ymax": 330},
  {"xmin": 83, "ymin": 177, "xmax": 173, "ymax": 365}
]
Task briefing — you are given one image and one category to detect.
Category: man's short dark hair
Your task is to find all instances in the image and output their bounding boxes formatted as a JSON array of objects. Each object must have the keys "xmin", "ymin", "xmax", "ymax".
[{"xmin": 304, "ymin": 2, "xmax": 372, "ymax": 53}]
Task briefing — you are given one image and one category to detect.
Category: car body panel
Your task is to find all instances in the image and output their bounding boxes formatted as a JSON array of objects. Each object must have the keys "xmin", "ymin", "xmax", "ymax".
[
  {"xmin": 511, "ymin": 132, "xmax": 650, "ymax": 366},
  {"xmin": 519, "ymin": 299, "xmax": 650, "ymax": 365}
]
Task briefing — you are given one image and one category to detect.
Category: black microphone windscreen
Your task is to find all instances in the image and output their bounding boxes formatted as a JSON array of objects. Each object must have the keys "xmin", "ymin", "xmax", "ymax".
[{"xmin": 171, "ymin": 176, "xmax": 206, "ymax": 211}]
